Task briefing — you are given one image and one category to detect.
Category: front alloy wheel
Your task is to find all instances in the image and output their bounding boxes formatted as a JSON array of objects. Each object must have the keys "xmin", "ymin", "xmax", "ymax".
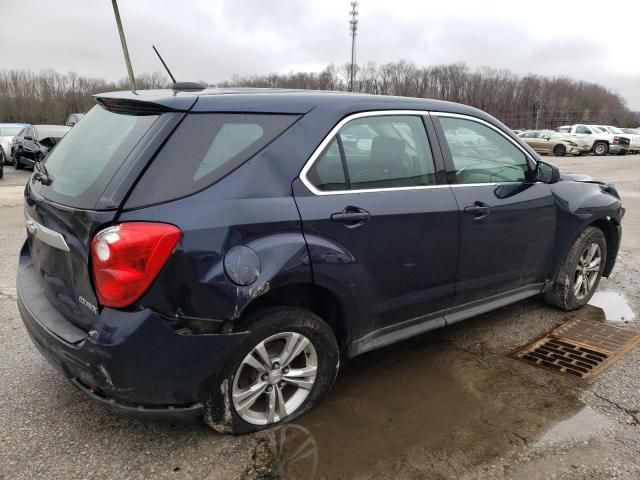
[
  {"xmin": 573, "ymin": 243, "xmax": 601, "ymax": 300},
  {"xmin": 232, "ymin": 332, "xmax": 318, "ymax": 425},
  {"xmin": 545, "ymin": 226, "xmax": 607, "ymax": 310}
]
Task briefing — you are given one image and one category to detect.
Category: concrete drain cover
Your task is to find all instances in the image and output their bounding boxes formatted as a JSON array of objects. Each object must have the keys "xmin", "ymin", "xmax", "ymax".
[{"xmin": 510, "ymin": 318, "xmax": 640, "ymax": 381}]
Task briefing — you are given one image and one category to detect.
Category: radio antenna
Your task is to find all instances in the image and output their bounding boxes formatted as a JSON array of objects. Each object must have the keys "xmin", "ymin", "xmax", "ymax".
[
  {"xmin": 152, "ymin": 45, "xmax": 176, "ymax": 84},
  {"xmin": 110, "ymin": 0, "xmax": 136, "ymax": 92}
]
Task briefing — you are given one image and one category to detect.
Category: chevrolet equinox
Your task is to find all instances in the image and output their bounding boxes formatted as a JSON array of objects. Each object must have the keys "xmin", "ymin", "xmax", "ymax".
[{"xmin": 17, "ymin": 87, "xmax": 623, "ymax": 433}]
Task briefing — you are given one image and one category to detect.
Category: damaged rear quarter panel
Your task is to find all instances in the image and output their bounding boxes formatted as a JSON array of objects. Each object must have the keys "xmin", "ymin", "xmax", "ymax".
[{"xmin": 121, "ymin": 169, "xmax": 312, "ymax": 323}]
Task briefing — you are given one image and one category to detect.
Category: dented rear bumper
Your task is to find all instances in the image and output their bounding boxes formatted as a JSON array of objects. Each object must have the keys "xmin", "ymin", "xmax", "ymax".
[{"xmin": 17, "ymin": 255, "xmax": 247, "ymax": 420}]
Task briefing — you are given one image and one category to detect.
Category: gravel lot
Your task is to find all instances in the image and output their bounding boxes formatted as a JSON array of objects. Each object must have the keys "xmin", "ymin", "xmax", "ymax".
[{"xmin": 1, "ymin": 155, "xmax": 639, "ymax": 480}]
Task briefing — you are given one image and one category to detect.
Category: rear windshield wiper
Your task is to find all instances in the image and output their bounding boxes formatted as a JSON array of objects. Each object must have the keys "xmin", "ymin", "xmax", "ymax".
[{"xmin": 34, "ymin": 161, "xmax": 52, "ymax": 186}]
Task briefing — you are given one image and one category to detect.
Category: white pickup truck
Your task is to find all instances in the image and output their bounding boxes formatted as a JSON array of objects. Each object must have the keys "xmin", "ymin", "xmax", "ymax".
[{"xmin": 557, "ymin": 124, "xmax": 630, "ymax": 156}]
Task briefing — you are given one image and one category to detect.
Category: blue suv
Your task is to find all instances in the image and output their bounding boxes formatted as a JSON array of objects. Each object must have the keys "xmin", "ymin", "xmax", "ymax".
[{"xmin": 17, "ymin": 88, "xmax": 623, "ymax": 433}]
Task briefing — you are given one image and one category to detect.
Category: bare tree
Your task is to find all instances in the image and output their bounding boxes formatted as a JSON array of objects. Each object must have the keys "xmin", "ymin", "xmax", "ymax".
[{"xmin": 0, "ymin": 65, "xmax": 635, "ymax": 127}]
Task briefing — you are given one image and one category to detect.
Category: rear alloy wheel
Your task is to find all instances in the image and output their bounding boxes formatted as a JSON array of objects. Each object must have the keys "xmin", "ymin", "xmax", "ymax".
[
  {"xmin": 232, "ymin": 332, "xmax": 318, "ymax": 426},
  {"xmin": 205, "ymin": 307, "xmax": 339, "ymax": 434},
  {"xmin": 593, "ymin": 142, "xmax": 608, "ymax": 156},
  {"xmin": 545, "ymin": 226, "xmax": 607, "ymax": 310},
  {"xmin": 553, "ymin": 144, "xmax": 566, "ymax": 157}
]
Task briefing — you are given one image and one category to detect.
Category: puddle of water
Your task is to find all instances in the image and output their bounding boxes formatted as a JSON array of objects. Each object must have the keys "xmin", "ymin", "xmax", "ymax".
[
  {"xmin": 536, "ymin": 406, "xmax": 612, "ymax": 447},
  {"xmin": 589, "ymin": 291, "xmax": 635, "ymax": 322},
  {"xmin": 258, "ymin": 332, "xmax": 586, "ymax": 479}
]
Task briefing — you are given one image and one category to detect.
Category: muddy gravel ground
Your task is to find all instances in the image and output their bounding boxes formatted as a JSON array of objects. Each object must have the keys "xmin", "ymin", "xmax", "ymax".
[{"xmin": 1, "ymin": 155, "xmax": 639, "ymax": 480}]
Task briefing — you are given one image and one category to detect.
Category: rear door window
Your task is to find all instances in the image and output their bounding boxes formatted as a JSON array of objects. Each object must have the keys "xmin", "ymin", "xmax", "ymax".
[
  {"xmin": 126, "ymin": 113, "xmax": 299, "ymax": 207},
  {"xmin": 306, "ymin": 115, "xmax": 437, "ymax": 192},
  {"xmin": 306, "ymin": 139, "xmax": 347, "ymax": 191}
]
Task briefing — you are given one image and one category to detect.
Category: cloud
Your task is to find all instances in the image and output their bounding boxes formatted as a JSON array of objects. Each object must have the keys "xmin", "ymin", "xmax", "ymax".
[{"xmin": 0, "ymin": 0, "xmax": 638, "ymax": 109}]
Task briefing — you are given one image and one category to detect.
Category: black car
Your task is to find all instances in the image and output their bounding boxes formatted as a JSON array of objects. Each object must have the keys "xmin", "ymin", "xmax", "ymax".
[
  {"xmin": 13, "ymin": 124, "xmax": 70, "ymax": 169},
  {"xmin": 17, "ymin": 88, "xmax": 623, "ymax": 434}
]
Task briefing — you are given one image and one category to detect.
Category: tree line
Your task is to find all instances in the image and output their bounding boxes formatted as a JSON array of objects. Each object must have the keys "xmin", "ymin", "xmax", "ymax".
[
  {"xmin": 220, "ymin": 62, "xmax": 638, "ymax": 128},
  {"xmin": 0, "ymin": 70, "xmax": 167, "ymax": 125},
  {"xmin": 0, "ymin": 63, "xmax": 636, "ymax": 128}
]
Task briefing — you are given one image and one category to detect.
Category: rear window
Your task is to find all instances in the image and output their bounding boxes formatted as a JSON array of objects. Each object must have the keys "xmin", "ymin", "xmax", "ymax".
[
  {"xmin": 38, "ymin": 105, "xmax": 159, "ymax": 208},
  {"xmin": 126, "ymin": 113, "xmax": 298, "ymax": 207}
]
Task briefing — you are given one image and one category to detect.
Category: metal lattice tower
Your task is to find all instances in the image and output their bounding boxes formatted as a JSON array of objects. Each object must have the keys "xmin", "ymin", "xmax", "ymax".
[{"xmin": 349, "ymin": 2, "xmax": 359, "ymax": 92}]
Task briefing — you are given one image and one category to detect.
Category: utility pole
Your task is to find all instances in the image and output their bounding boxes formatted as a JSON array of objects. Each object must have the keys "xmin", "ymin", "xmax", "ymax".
[
  {"xmin": 111, "ymin": 0, "xmax": 136, "ymax": 92},
  {"xmin": 349, "ymin": 2, "xmax": 358, "ymax": 92}
]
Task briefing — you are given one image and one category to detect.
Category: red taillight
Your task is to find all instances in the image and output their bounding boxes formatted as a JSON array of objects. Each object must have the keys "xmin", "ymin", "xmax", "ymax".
[{"xmin": 91, "ymin": 222, "xmax": 182, "ymax": 308}]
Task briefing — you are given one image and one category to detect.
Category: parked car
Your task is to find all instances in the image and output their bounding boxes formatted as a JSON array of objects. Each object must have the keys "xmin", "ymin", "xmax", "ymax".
[
  {"xmin": 557, "ymin": 124, "xmax": 629, "ymax": 155},
  {"xmin": 18, "ymin": 89, "xmax": 623, "ymax": 433},
  {"xmin": 0, "ymin": 123, "xmax": 29, "ymax": 168},
  {"xmin": 518, "ymin": 130, "xmax": 583, "ymax": 156},
  {"xmin": 65, "ymin": 113, "xmax": 85, "ymax": 127},
  {"xmin": 596, "ymin": 126, "xmax": 640, "ymax": 153},
  {"xmin": 620, "ymin": 128, "xmax": 640, "ymax": 153},
  {"xmin": 13, "ymin": 125, "xmax": 70, "ymax": 169}
]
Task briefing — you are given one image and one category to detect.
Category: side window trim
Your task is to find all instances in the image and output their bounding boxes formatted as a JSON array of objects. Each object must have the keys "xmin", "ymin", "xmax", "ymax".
[
  {"xmin": 335, "ymin": 134, "xmax": 351, "ymax": 189},
  {"xmin": 299, "ymin": 110, "xmax": 447, "ymax": 196},
  {"xmin": 431, "ymin": 112, "xmax": 537, "ymax": 185}
]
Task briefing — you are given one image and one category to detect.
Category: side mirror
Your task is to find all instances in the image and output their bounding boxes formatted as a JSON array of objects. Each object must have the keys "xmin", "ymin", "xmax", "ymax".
[
  {"xmin": 542, "ymin": 135, "xmax": 551, "ymax": 140},
  {"xmin": 535, "ymin": 161, "xmax": 560, "ymax": 184}
]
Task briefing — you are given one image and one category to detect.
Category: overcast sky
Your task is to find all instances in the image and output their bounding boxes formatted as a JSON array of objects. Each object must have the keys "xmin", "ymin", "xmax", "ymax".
[{"xmin": 1, "ymin": 0, "xmax": 639, "ymax": 109}]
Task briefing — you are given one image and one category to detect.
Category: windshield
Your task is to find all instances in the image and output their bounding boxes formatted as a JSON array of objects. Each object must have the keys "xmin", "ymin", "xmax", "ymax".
[
  {"xmin": 0, "ymin": 126, "xmax": 24, "ymax": 136},
  {"xmin": 606, "ymin": 126, "xmax": 624, "ymax": 134},
  {"xmin": 39, "ymin": 105, "xmax": 159, "ymax": 208}
]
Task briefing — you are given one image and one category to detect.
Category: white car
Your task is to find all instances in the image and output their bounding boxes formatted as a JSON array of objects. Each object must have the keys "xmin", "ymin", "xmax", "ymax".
[
  {"xmin": 620, "ymin": 128, "xmax": 640, "ymax": 153},
  {"xmin": 0, "ymin": 123, "xmax": 29, "ymax": 166}
]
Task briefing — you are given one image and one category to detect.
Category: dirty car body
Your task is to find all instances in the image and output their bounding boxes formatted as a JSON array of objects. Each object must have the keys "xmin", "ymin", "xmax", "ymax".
[{"xmin": 17, "ymin": 88, "xmax": 624, "ymax": 429}]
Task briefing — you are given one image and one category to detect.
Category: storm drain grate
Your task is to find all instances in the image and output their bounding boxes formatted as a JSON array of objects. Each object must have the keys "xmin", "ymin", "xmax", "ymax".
[{"xmin": 509, "ymin": 318, "xmax": 640, "ymax": 381}]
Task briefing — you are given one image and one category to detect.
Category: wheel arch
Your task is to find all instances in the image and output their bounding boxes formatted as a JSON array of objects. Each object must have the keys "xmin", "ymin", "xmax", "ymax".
[
  {"xmin": 588, "ymin": 216, "xmax": 621, "ymax": 277},
  {"xmin": 237, "ymin": 282, "xmax": 351, "ymax": 353}
]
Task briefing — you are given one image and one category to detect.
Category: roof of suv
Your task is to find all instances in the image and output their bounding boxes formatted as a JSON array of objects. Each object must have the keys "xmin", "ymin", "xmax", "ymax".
[{"xmin": 94, "ymin": 87, "xmax": 489, "ymax": 118}]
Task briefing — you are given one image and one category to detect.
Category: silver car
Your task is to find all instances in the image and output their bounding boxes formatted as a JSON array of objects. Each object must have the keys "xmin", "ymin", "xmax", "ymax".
[{"xmin": 0, "ymin": 123, "xmax": 29, "ymax": 166}]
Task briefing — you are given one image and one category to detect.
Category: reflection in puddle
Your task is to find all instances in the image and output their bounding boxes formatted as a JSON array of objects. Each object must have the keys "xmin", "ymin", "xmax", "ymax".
[
  {"xmin": 252, "ymin": 424, "xmax": 318, "ymax": 479},
  {"xmin": 589, "ymin": 291, "xmax": 635, "ymax": 322},
  {"xmin": 263, "ymin": 331, "xmax": 587, "ymax": 479},
  {"xmin": 536, "ymin": 406, "xmax": 612, "ymax": 446}
]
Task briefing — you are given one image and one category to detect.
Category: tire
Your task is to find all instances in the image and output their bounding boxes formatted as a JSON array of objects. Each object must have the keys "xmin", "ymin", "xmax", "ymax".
[
  {"xmin": 593, "ymin": 142, "xmax": 608, "ymax": 156},
  {"xmin": 545, "ymin": 226, "xmax": 607, "ymax": 311},
  {"xmin": 14, "ymin": 154, "xmax": 22, "ymax": 170},
  {"xmin": 553, "ymin": 144, "xmax": 566, "ymax": 157},
  {"xmin": 204, "ymin": 306, "xmax": 340, "ymax": 434}
]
